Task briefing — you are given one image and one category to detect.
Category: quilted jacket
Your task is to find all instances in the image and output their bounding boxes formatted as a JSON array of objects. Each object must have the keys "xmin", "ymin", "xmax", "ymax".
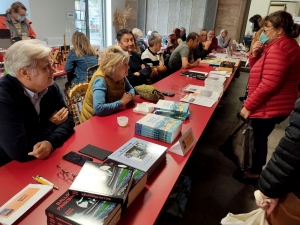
[
  {"xmin": 258, "ymin": 99, "xmax": 300, "ymax": 199},
  {"xmin": 244, "ymin": 35, "xmax": 300, "ymax": 118}
]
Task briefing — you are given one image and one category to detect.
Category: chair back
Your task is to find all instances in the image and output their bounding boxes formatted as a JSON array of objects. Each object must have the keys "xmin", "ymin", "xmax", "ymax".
[
  {"xmin": 68, "ymin": 83, "xmax": 89, "ymax": 125},
  {"xmin": 85, "ymin": 64, "xmax": 99, "ymax": 83}
]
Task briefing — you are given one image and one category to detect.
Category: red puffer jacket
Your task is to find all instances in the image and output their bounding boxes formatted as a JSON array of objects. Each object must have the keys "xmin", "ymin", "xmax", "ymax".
[{"xmin": 244, "ymin": 35, "xmax": 300, "ymax": 118}]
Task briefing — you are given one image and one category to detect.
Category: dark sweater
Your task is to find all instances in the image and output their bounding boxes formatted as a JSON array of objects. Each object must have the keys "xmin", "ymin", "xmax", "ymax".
[
  {"xmin": 258, "ymin": 99, "xmax": 300, "ymax": 199},
  {"xmin": 127, "ymin": 51, "xmax": 151, "ymax": 87},
  {"xmin": 0, "ymin": 75, "xmax": 75, "ymax": 167},
  {"xmin": 193, "ymin": 43, "xmax": 209, "ymax": 60}
]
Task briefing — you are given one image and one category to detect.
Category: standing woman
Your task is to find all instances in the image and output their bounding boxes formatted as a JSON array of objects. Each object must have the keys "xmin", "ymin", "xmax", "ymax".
[
  {"xmin": 239, "ymin": 11, "xmax": 300, "ymax": 180},
  {"xmin": 249, "ymin": 14, "xmax": 262, "ymax": 52},
  {"xmin": 64, "ymin": 31, "xmax": 98, "ymax": 85},
  {"xmin": 0, "ymin": 1, "xmax": 36, "ymax": 41}
]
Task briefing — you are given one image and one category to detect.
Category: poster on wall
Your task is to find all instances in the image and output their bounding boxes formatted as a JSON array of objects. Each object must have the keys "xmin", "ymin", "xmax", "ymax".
[
  {"xmin": 67, "ymin": 10, "xmax": 74, "ymax": 19},
  {"xmin": 294, "ymin": 17, "xmax": 300, "ymax": 24}
]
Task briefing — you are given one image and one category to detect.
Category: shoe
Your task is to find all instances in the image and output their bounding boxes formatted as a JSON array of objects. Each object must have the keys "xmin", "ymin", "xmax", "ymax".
[
  {"xmin": 232, "ymin": 169, "xmax": 259, "ymax": 184},
  {"xmin": 239, "ymin": 96, "xmax": 245, "ymax": 102}
]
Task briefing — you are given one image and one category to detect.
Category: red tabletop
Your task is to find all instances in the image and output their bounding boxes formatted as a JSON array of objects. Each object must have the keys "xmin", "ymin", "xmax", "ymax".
[
  {"xmin": 0, "ymin": 63, "xmax": 236, "ymax": 225},
  {"xmin": 53, "ymin": 64, "xmax": 67, "ymax": 78}
]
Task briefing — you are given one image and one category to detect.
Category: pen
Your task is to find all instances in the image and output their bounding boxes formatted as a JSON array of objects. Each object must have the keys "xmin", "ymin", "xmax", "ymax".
[{"xmin": 37, "ymin": 175, "xmax": 59, "ymax": 190}]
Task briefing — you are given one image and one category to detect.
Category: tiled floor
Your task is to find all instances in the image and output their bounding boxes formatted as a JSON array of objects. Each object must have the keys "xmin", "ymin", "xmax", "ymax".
[{"xmin": 54, "ymin": 72, "xmax": 287, "ymax": 225}]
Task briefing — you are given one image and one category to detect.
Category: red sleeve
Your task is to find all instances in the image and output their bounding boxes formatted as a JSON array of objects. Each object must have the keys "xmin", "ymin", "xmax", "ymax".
[
  {"xmin": 26, "ymin": 19, "xmax": 36, "ymax": 38},
  {"xmin": 248, "ymin": 53, "xmax": 261, "ymax": 69},
  {"xmin": 211, "ymin": 37, "xmax": 218, "ymax": 50},
  {"xmin": 244, "ymin": 49, "xmax": 291, "ymax": 112}
]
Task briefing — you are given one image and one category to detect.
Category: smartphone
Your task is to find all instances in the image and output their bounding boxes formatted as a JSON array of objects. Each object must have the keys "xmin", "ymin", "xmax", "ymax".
[
  {"xmin": 62, "ymin": 151, "xmax": 93, "ymax": 166},
  {"xmin": 161, "ymin": 91, "xmax": 175, "ymax": 97}
]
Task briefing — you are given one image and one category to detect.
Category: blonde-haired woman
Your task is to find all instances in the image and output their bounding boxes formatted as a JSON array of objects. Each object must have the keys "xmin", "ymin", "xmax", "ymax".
[
  {"xmin": 64, "ymin": 31, "xmax": 98, "ymax": 84},
  {"xmin": 81, "ymin": 45, "xmax": 135, "ymax": 121}
]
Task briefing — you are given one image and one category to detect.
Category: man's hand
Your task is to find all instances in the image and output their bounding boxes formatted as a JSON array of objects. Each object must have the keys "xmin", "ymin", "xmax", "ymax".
[
  {"xmin": 192, "ymin": 60, "xmax": 200, "ymax": 67},
  {"xmin": 204, "ymin": 41, "xmax": 211, "ymax": 50},
  {"xmin": 134, "ymin": 72, "xmax": 140, "ymax": 76},
  {"xmin": 28, "ymin": 141, "xmax": 52, "ymax": 159},
  {"xmin": 141, "ymin": 64, "xmax": 146, "ymax": 69},
  {"xmin": 49, "ymin": 107, "xmax": 69, "ymax": 125},
  {"xmin": 240, "ymin": 107, "xmax": 251, "ymax": 119}
]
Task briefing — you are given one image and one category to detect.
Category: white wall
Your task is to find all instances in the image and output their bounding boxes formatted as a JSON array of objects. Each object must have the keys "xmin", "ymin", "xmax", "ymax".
[
  {"xmin": 29, "ymin": 0, "xmax": 75, "ymax": 42},
  {"xmin": 106, "ymin": 0, "xmax": 126, "ymax": 46},
  {"xmin": 0, "ymin": 0, "xmax": 31, "ymax": 20},
  {"xmin": 245, "ymin": 0, "xmax": 271, "ymax": 35}
]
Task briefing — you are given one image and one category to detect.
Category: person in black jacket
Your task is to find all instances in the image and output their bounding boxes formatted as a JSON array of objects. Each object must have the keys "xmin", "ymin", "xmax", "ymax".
[
  {"xmin": 0, "ymin": 40, "xmax": 75, "ymax": 167},
  {"xmin": 193, "ymin": 29, "xmax": 211, "ymax": 60},
  {"xmin": 117, "ymin": 28, "xmax": 151, "ymax": 87},
  {"xmin": 255, "ymin": 99, "xmax": 300, "ymax": 225}
]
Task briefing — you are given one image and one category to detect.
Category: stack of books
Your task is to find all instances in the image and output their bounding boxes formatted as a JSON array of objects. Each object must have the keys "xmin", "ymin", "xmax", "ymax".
[
  {"xmin": 153, "ymin": 100, "xmax": 190, "ymax": 120},
  {"xmin": 45, "ymin": 160, "xmax": 143, "ymax": 225},
  {"xmin": 46, "ymin": 191, "xmax": 121, "ymax": 225},
  {"xmin": 108, "ymin": 137, "xmax": 167, "ymax": 177},
  {"xmin": 135, "ymin": 114, "xmax": 183, "ymax": 143},
  {"xmin": 204, "ymin": 74, "xmax": 226, "ymax": 94}
]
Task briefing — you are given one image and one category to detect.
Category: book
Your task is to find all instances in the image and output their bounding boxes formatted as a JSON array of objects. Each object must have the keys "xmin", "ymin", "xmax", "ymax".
[
  {"xmin": 135, "ymin": 114, "xmax": 182, "ymax": 144},
  {"xmin": 46, "ymin": 191, "xmax": 121, "ymax": 225},
  {"xmin": 108, "ymin": 137, "xmax": 167, "ymax": 176},
  {"xmin": 69, "ymin": 161, "xmax": 134, "ymax": 205},
  {"xmin": 104, "ymin": 159, "xmax": 147, "ymax": 207},
  {"xmin": 0, "ymin": 184, "xmax": 52, "ymax": 225},
  {"xmin": 181, "ymin": 92, "xmax": 219, "ymax": 107},
  {"xmin": 204, "ymin": 75, "xmax": 226, "ymax": 86},
  {"xmin": 155, "ymin": 100, "xmax": 189, "ymax": 116}
]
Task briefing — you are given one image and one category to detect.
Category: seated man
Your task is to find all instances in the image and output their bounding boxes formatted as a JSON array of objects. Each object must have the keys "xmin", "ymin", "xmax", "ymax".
[
  {"xmin": 0, "ymin": 40, "xmax": 75, "ymax": 167},
  {"xmin": 207, "ymin": 30, "xmax": 218, "ymax": 53},
  {"xmin": 193, "ymin": 29, "xmax": 211, "ymax": 60},
  {"xmin": 141, "ymin": 33, "xmax": 166, "ymax": 81},
  {"xmin": 168, "ymin": 32, "xmax": 200, "ymax": 73},
  {"xmin": 216, "ymin": 29, "xmax": 232, "ymax": 48},
  {"xmin": 117, "ymin": 28, "xmax": 151, "ymax": 87}
]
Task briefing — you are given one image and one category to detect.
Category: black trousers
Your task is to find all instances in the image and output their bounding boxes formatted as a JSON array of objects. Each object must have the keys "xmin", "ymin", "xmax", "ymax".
[{"xmin": 250, "ymin": 116, "xmax": 287, "ymax": 174}]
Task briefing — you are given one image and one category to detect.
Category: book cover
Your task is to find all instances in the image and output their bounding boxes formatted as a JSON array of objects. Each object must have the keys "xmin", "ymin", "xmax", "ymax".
[
  {"xmin": 46, "ymin": 190, "xmax": 121, "ymax": 225},
  {"xmin": 135, "ymin": 114, "xmax": 182, "ymax": 143},
  {"xmin": 154, "ymin": 100, "xmax": 189, "ymax": 116},
  {"xmin": 108, "ymin": 137, "xmax": 167, "ymax": 174},
  {"xmin": 0, "ymin": 184, "xmax": 52, "ymax": 225},
  {"xmin": 69, "ymin": 161, "xmax": 134, "ymax": 205},
  {"xmin": 104, "ymin": 159, "xmax": 147, "ymax": 207}
]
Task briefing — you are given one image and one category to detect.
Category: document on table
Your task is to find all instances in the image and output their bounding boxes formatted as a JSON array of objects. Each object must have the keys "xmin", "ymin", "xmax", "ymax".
[{"xmin": 180, "ymin": 91, "xmax": 220, "ymax": 107}]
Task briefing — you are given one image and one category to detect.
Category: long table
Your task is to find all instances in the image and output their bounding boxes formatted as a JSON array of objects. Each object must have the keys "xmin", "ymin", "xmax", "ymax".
[{"xmin": 0, "ymin": 63, "xmax": 237, "ymax": 225}]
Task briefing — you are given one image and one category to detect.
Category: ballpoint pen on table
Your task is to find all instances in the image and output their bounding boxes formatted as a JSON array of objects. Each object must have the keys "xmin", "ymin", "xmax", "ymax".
[{"xmin": 32, "ymin": 175, "xmax": 59, "ymax": 190}]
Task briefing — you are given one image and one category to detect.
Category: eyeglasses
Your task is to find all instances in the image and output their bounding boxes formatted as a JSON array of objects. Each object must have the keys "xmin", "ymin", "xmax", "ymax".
[
  {"xmin": 262, "ymin": 27, "xmax": 273, "ymax": 34},
  {"xmin": 19, "ymin": 14, "xmax": 28, "ymax": 17},
  {"xmin": 201, "ymin": 34, "xmax": 207, "ymax": 36},
  {"xmin": 56, "ymin": 164, "xmax": 77, "ymax": 181}
]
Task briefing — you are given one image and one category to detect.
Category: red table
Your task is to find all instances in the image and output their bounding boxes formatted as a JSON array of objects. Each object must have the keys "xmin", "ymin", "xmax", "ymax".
[
  {"xmin": 0, "ymin": 63, "xmax": 237, "ymax": 225},
  {"xmin": 53, "ymin": 64, "xmax": 67, "ymax": 78}
]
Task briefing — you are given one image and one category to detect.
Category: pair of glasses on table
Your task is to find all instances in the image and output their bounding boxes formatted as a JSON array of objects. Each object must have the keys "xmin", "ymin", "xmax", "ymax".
[{"xmin": 56, "ymin": 164, "xmax": 77, "ymax": 181}]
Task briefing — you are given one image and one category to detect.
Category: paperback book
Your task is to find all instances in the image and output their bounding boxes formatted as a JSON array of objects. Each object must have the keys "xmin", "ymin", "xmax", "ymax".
[
  {"xmin": 135, "ymin": 114, "xmax": 182, "ymax": 143},
  {"xmin": 46, "ymin": 191, "xmax": 121, "ymax": 225},
  {"xmin": 108, "ymin": 137, "xmax": 167, "ymax": 176},
  {"xmin": 153, "ymin": 109, "xmax": 190, "ymax": 121},
  {"xmin": 104, "ymin": 159, "xmax": 147, "ymax": 207},
  {"xmin": 154, "ymin": 100, "xmax": 189, "ymax": 117},
  {"xmin": 69, "ymin": 161, "xmax": 134, "ymax": 205}
]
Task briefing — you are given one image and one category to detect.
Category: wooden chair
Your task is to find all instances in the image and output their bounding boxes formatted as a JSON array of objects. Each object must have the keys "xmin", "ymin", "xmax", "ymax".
[
  {"xmin": 68, "ymin": 83, "xmax": 89, "ymax": 125},
  {"xmin": 85, "ymin": 64, "xmax": 99, "ymax": 82}
]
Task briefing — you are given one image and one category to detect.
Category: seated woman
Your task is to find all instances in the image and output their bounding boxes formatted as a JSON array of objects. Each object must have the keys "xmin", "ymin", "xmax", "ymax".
[
  {"xmin": 117, "ymin": 28, "xmax": 151, "ymax": 87},
  {"xmin": 0, "ymin": 1, "xmax": 36, "ymax": 41},
  {"xmin": 80, "ymin": 45, "xmax": 135, "ymax": 122},
  {"xmin": 193, "ymin": 29, "xmax": 211, "ymax": 60},
  {"xmin": 64, "ymin": 31, "xmax": 98, "ymax": 85}
]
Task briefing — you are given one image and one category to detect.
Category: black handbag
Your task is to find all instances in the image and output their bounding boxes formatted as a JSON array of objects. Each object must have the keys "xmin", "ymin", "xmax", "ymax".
[{"xmin": 219, "ymin": 117, "xmax": 255, "ymax": 171}]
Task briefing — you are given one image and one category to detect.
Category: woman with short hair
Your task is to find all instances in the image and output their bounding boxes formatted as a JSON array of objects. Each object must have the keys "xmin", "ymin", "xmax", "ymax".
[
  {"xmin": 0, "ymin": 1, "xmax": 36, "ymax": 41},
  {"xmin": 64, "ymin": 31, "xmax": 98, "ymax": 85},
  {"xmin": 81, "ymin": 45, "xmax": 135, "ymax": 121},
  {"xmin": 239, "ymin": 11, "xmax": 300, "ymax": 181}
]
